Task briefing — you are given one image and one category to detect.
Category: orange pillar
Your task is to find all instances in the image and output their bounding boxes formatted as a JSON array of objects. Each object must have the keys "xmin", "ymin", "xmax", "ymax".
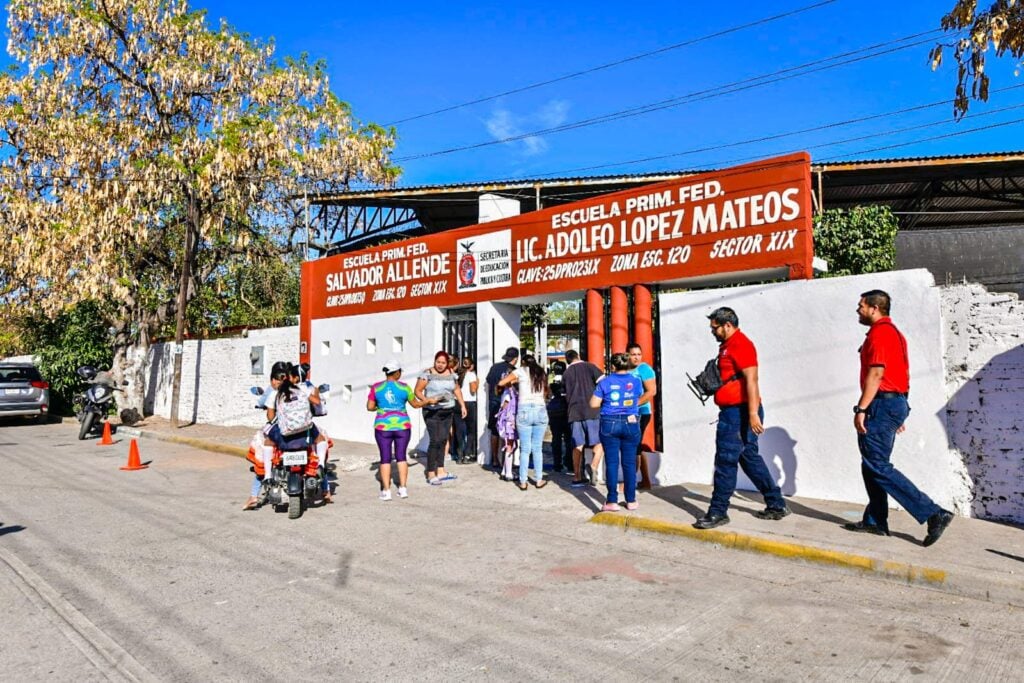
[
  {"xmin": 585, "ymin": 289, "xmax": 605, "ymax": 370},
  {"xmin": 633, "ymin": 284, "xmax": 655, "ymax": 451},
  {"xmin": 609, "ymin": 286, "xmax": 629, "ymax": 354}
]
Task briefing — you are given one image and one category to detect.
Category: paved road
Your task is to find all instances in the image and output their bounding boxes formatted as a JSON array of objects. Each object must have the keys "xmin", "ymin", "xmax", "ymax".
[{"xmin": 1, "ymin": 420, "xmax": 1021, "ymax": 681}]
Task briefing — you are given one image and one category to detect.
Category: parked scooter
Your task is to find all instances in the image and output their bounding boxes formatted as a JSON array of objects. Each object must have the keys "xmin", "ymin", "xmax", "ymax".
[
  {"xmin": 246, "ymin": 383, "xmax": 333, "ymax": 519},
  {"xmin": 73, "ymin": 366, "xmax": 121, "ymax": 440}
]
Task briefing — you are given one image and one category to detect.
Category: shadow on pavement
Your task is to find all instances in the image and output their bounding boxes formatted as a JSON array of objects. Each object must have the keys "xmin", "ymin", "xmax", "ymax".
[
  {"xmin": 550, "ymin": 473, "xmax": 603, "ymax": 514},
  {"xmin": 0, "ymin": 522, "xmax": 26, "ymax": 536},
  {"xmin": 986, "ymin": 548, "xmax": 1024, "ymax": 564}
]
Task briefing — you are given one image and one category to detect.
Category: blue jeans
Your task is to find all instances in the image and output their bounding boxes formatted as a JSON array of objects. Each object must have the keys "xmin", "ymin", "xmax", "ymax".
[
  {"xmin": 517, "ymin": 404, "xmax": 549, "ymax": 484},
  {"xmin": 600, "ymin": 414, "xmax": 641, "ymax": 504},
  {"xmin": 858, "ymin": 396, "xmax": 939, "ymax": 528},
  {"xmin": 709, "ymin": 404, "xmax": 784, "ymax": 516}
]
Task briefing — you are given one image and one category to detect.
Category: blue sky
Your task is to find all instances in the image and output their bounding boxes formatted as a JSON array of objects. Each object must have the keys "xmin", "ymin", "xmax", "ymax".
[{"xmin": 5, "ymin": 1, "xmax": 1022, "ymax": 186}]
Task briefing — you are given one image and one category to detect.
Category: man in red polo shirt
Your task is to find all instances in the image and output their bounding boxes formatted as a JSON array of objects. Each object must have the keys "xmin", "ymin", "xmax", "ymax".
[
  {"xmin": 846, "ymin": 289, "xmax": 953, "ymax": 546},
  {"xmin": 693, "ymin": 307, "xmax": 789, "ymax": 529}
]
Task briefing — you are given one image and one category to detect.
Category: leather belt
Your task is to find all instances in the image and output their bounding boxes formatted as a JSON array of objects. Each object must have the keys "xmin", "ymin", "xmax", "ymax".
[{"xmin": 876, "ymin": 391, "xmax": 908, "ymax": 399}]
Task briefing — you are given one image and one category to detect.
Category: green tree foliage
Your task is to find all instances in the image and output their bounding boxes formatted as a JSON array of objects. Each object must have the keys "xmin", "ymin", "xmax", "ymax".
[
  {"xmin": 181, "ymin": 251, "xmax": 301, "ymax": 335},
  {"xmin": 546, "ymin": 301, "xmax": 581, "ymax": 325},
  {"xmin": 813, "ymin": 206, "xmax": 898, "ymax": 278},
  {"xmin": 931, "ymin": 1, "xmax": 1024, "ymax": 118},
  {"xmin": 22, "ymin": 301, "xmax": 114, "ymax": 415}
]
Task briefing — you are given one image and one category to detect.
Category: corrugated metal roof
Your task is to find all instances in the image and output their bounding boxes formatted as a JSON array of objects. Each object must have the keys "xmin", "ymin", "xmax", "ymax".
[{"xmin": 311, "ymin": 150, "xmax": 1024, "ymax": 202}]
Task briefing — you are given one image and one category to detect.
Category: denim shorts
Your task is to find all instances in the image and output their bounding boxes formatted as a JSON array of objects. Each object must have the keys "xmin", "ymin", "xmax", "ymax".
[{"xmin": 571, "ymin": 418, "xmax": 601, "ymax": 448}]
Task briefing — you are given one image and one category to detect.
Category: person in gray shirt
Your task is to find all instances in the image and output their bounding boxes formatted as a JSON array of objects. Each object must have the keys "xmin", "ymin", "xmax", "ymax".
[{"xmin": 415, "ymin": 351, "xmax": 467, "ymax": 485}]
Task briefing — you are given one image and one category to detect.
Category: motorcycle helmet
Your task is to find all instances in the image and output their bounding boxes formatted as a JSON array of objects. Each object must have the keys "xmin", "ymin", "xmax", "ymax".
[{"xmin": 76, "ymin": 365, "xmax": 98, "ymax": 381}]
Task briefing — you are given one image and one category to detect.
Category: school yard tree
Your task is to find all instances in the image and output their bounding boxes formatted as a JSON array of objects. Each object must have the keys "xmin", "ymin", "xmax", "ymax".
[
  {"xmin": 932, "ymin": 0, "xmax": 1024, "ymax": 118},
  {"xmin": 0, "ymin": 0, "xmax": 398, "ymax": 413}
]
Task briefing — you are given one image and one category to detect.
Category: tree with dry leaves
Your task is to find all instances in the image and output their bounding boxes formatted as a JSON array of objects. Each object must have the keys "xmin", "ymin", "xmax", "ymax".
[
  {"xmin": 932, "ymin": 0, "xmax": 1024, "ymax": 118},
  {"xmin": 0, "ymin": 0, "xmax": 398, "ymax": 420}
]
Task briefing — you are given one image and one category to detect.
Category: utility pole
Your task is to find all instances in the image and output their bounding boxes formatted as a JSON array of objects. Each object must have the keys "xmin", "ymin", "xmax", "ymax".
[{"xmin": 169, "ymin": 201, "xmax": 194, "ymax": 428}]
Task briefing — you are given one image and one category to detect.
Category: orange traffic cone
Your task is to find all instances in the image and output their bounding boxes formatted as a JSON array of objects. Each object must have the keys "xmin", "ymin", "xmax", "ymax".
[
  {"xmin": 97, "ymin": 421, "xmax": 115, "ymax": 446},
  {"xmin": 120, "ymin": 438, "xmax": 149, "ymax": 471}
]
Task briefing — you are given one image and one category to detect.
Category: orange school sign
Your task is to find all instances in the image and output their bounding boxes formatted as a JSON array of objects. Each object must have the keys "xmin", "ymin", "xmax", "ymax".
[{"xmin": 300, "ymin": 152, "xmax": 814, "ymax": 348}]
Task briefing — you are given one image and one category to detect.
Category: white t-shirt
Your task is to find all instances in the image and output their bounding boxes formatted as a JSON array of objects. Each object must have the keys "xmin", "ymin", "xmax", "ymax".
[
  {"xmin": 461, "ymin": 370, "xmax": 478, "ymax": 403},
  {"xmin": 514, "ymin": 367, "xmax": 546, "ymax": 406}
]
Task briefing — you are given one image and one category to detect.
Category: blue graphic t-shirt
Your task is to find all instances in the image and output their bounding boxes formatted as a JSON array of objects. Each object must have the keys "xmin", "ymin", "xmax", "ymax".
[
  {"xmin": 593, "ymin": 373, "xmax": 642, "ymax": 417},
  {"xmin": 631, "ymin": 362, "xmax": 656, "ymax": 416}
]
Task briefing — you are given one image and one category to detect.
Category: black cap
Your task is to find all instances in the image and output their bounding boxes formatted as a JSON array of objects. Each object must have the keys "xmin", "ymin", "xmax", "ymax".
[{"xmin": 502, "ymin": 347, "xmax": 519, "ymax": 361}]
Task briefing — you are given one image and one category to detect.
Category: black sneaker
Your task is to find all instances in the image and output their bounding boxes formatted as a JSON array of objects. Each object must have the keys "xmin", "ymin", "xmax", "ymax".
[
  {"xmin": 923, "ymin": 509, "xmax": 954, "ymax": 547},
  {"xmin": 754, "ymin": 506, "xmax": 791, "ymax": 521},
  {"xmin": 693, "ymin": 513, "xmax": 730, "ymax": 530},
  {"xmin": 842, "ymin": 521, "xmax": 890, "ymax": 536},
  {"xmin": 570, "ymin": 479, "xmax": 587, "ymax": 489}
]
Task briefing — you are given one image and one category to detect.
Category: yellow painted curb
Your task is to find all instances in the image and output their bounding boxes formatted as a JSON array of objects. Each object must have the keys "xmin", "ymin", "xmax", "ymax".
[{"xmin": 590, "ymin": 512, "xmax": 948, "ymax": 586}]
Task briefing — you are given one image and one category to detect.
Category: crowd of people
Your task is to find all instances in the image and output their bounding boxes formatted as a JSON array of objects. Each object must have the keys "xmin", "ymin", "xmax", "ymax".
[
  {"xmin": 253, "ymin": 288, "xmax": 957, "ymax": 548},
  {"xmin": 355, "ymin": 340, "xmax": 662, "ymax": 513}
]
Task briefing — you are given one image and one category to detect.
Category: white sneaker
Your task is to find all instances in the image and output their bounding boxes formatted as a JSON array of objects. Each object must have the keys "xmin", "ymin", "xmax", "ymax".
[
  {"xmin": 397, "ymin": 487, "xmax": 408, "ymax": 499},
  {"xmin": 379, "ymin": 489, "xmax": 392, "ymax": 501}
]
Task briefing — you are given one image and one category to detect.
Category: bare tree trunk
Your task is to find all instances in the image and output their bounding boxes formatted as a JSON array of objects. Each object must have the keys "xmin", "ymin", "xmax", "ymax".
[{"xmin": 169, "ymin": 210, "xmax": 195, "ymax": 427}]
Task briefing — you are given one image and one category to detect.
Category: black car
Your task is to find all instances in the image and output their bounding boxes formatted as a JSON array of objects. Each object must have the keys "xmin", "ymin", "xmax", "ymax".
[{"xmin": 0, "ymin": 363, "xmax": 50, "ymax": 423}]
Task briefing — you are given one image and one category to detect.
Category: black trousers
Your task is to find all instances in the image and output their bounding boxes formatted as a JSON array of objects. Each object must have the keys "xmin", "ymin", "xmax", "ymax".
[
  {"xmin": 549, "ymin": 414, "xmax": 572, "ymax": 469},
  {"xmin": 453, "ymin": 404, "xmax": 477, "ymax": 460},
  {"xmin": 424, "ymin": 408, "xmax": 454, "ymax": 473}
]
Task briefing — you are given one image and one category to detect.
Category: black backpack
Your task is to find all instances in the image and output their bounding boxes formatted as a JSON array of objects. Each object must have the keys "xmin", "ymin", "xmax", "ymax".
[{"xmin": 686, "ymin": 358, "xmax": 739, "ymax": 405}]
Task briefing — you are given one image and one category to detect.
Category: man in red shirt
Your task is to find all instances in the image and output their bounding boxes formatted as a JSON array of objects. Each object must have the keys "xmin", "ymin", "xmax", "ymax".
[
  {"xmin": 846, "ymin": 290, "xmax": 953, "ymax": 546},
  {"xmin": 694, "ymin": 307, "xmax": 789, "ymax": 529}
]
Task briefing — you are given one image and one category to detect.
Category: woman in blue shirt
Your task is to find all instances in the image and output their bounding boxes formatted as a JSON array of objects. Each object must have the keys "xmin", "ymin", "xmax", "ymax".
[{"xmin": 589, "ymin": 352, "xmax": 643, "ymax": 512}]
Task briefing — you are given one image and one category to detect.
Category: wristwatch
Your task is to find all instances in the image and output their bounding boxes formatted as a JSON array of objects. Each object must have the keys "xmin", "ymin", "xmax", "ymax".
[{"xmin": 853, "ymin": 405, "xmax": 868, "ymax": 414}]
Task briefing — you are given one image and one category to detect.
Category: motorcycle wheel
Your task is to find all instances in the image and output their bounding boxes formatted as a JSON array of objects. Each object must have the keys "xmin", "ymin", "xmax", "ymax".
[
  {"xmin": 78, "ymin": 412, "xmax": 96, "ymax": 441},
  {"xmin": 288, "ymin": 494, "xmax": 303, "ymax": 519}
]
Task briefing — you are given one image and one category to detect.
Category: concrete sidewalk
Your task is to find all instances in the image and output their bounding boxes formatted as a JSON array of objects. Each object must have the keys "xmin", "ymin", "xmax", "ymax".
[{"xmin": 97, "ymin": 416, "xmax": 1024, "ymax": 606}]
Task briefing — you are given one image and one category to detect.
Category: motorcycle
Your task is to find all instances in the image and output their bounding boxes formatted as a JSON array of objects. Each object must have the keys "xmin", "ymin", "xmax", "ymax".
[
  {"xmin": 246, "ymin": 384, "xmax": 333, "ymax": 519},
  {"xmin": 73, "ymin": 366, "xmax": 121, "ymax": 441}
]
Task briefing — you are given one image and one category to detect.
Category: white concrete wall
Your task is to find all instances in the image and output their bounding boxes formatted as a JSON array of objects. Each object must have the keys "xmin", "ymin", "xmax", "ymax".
[
  {"xmin": 309, "ymin": 307, "xmax": 443, "ymax": 448},
  {"xmin": 478, "ymin": 193, "xmax": 521, "ymax": 223},
  {"xmin": 475, "ymin": 301, "xmax": 522, "ymax": 462},
  {"xmin": 146, "ymin": 326, "xmax": 299, "ymax": 427},
  {"xmin": 657, "ymin": 269, "xmax": 973, "ymax": 514},
  {"xmin": 942, "ymin": 284, "xmax": 1024, "ymax": 522}
]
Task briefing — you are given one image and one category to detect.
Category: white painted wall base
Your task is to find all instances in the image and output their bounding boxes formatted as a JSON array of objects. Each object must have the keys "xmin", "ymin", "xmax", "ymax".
[
  {"xmin": 658, "ymin": 269, "xmax": 973, "ymax": 514},
  {"xmin": 146, "ymin": 326, "xmax": 298, "ymax": 427},
  {"xmin": 942, "ymin": 284, "xmax": 1024, "ymax": 522},
  {"xmin": 310, "ymin": 307, "xmax": 443, "ymax": 451},
  {"xmin": 475, "ymin": 301, "xmax": 522, "ymax": 463}
]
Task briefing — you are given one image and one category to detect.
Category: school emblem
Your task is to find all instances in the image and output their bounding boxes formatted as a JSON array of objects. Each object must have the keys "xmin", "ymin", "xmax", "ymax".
[{"xmin": 458, "ymin": 241, "xmax": 477, "ymax": 288}]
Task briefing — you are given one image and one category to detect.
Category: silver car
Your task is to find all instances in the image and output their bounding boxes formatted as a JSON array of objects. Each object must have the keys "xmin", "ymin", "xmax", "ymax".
[{"xmin": 0, "ymin": 363, "xmax": 50, "ymax": 423}]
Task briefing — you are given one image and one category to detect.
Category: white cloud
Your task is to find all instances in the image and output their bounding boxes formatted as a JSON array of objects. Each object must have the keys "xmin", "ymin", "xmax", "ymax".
[
  {"xmin": 483, "ymin": 99, "xmax": 571, "ymax": 157},
  {"xmin": 537, "ymin": 99, "xmax": 570, "ymax": 128}
]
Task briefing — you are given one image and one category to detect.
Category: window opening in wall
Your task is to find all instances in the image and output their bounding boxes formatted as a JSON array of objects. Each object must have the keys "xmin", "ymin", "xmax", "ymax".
[
  {"xmin": 342, "ymin": 339, "xmax": 352, "ymax": 355},
  {"xmin": 320, "ymin": 340, "xmax": 330, "ymax": 356},
  {"xmin": 366, "ymin": 338, "xmax": 376, "ymax": 354},
  {"xmin": 392, "ymin": 336, "xmax": 404, "ymax": 353}
]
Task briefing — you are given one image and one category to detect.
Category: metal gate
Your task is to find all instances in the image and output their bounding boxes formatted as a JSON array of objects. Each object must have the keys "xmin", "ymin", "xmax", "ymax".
[{"xmin": 443, "ymin": 308, "xmax": 476, "ymax": 364}]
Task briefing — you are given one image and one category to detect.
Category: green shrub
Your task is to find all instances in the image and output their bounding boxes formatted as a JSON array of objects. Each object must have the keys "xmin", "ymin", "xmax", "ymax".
[
  {"xmin": 813, "ymin": 205, "xmax": 898, "ymax": 277},
  {"xmin": 23, "ymin": 301, "xmax": 113, "ymax": 415}
]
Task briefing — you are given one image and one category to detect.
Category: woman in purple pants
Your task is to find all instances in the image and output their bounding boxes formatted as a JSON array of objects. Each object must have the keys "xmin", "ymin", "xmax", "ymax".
[{"xmin": 367, "ymin": 360, "xmax": 434, "ymax": 501}]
